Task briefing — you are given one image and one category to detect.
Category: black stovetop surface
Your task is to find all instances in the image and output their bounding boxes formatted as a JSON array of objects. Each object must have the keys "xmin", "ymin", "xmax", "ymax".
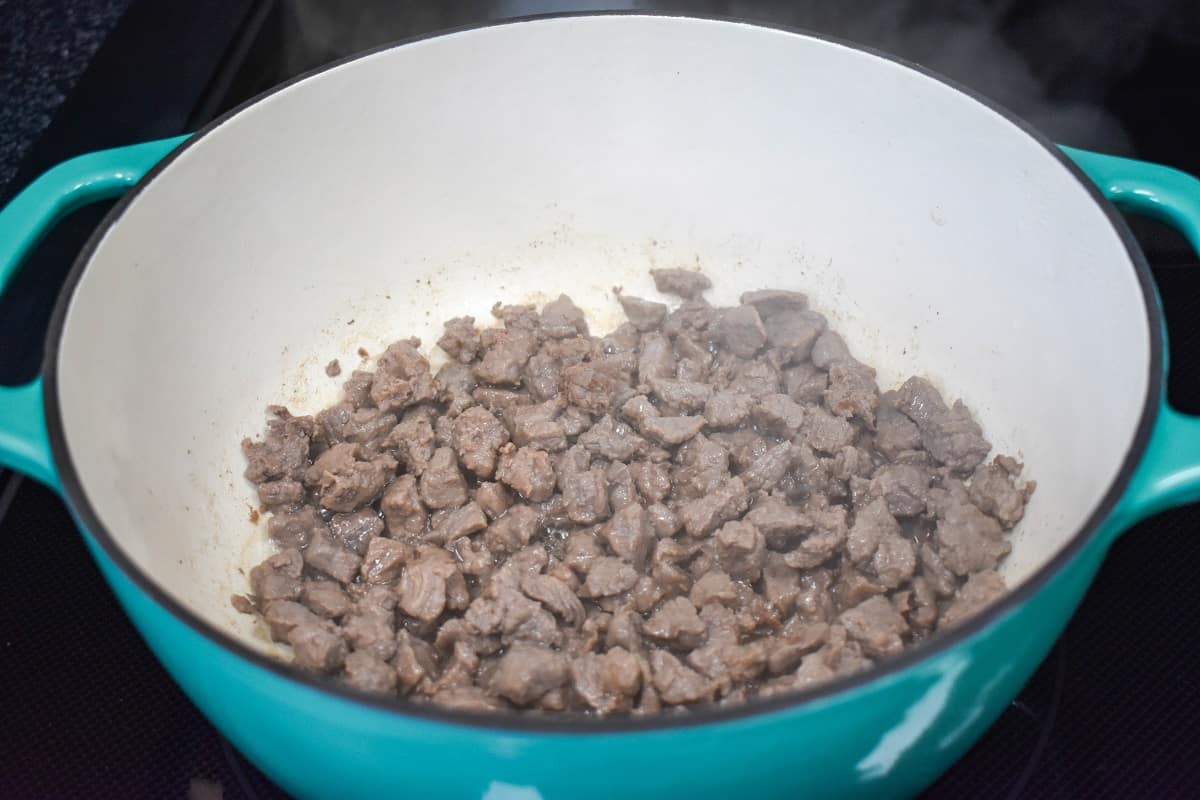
[{"xmin": 2, "ymin": 2, "xmax": 1199, "ymax": 797}]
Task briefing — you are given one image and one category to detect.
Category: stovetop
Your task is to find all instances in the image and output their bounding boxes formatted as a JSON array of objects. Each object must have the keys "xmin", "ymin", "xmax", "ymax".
[{"xmin": 2, "ymin": 2, "xmax": 1199, "ymax": 797}]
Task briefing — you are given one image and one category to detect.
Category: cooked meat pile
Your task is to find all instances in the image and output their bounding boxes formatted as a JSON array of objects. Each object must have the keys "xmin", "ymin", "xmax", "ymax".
[{"xmin": 237, "ymin": 268, "xmax": 1034, "ymax": 714}]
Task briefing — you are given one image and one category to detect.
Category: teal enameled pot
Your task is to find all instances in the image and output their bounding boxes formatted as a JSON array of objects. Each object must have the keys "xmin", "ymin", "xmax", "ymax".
[{"xmin": 2, "ymin": 15, "xmax": 1200, "ymax": 800}]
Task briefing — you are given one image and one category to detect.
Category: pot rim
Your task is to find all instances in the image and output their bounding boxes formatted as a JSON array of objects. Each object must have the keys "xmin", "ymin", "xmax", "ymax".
[{"xmin": 40, "ymin": 11, "xmax": 1163, "ymax": 734}]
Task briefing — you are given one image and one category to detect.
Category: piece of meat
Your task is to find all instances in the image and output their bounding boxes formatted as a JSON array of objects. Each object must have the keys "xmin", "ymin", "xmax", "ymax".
[
  {"xmin": 810, "ymin": 330, "xmax": 852, "ymax": 369},
  {"xmin": 451, "ymin": 406, "xmax": 509, "ymax": 479},
  {"xmin": 933, "ymin": 485, "xmax": 1011, "ymax": 575},
  {"xmin": 939, "ymin": 570, "xmax": 1007, "ymax": 629},
  {"xmin": 650, "ymin": 649, "xmax": 716, "ymax": 705},
  {"xmin": 393, "ymin": 630, "xmax": 439, "ymax": 695},
  {"xmin": 783, "ymin": 362, "xmax": 829, "ymax": 405},
  {"xmin": 427, "ymin": 501, "xmax": 488, "ymax": 547},
  {"xmin": 578, "ymin": 414, "xmax": 646, "ymax": 461},
  {"xmin": 342, "ymin": 607, "xmax": 397, "ymax": 661},
  {"xmin": 755, "ymin": 394, "xmax": 805, "ymax": 437},
  {"xmin": 437, "ymin": 316, "xmax": 481, "ymax": 363},
  {"xmin": 359, "ymin": 536, "xmax": 412, "ymax": 584},
  {"xmin": 503, "ymin": 398, "xmax": 567, "ymax": 451},
  {"xmin": 250, "ymin": 548, "xmax": 304, "ymax": 603},
  {"xmin": 267, "ymin": 507, "xmax": 325, "ymax": 550},
  {"xmin": 872, "ymin": 529, "xmax": 916, "ymax": 590},
  {"xmin": 799, "ymin": 406, "xmax": 855, "ymax": 455},
  {"xmin": 847, "ymin": 497, "xmax": 902, "ymax": 565},
  {"xmin": 540, "ymin": 294, "xmax": 589, "ymax": 339},
  {"xmin": 690, "ymin": 569, "xmax": 739, "ymax": 608},
  {"xmin": 435, "ymin": 361, "xmax": 478, "ymax": 416},
  {"xmin": 288, "ymin": 623, "xmax": 347, "ymax": 673},
  {"xmin": 471, "ymin": 386, "xmax": 528, "ymax": 412},
  {"xmin": 760, "ymin": 554, "xmax": 800, "ymax": 615},
  {"xmin": 677, "ymin": 478, "xmax": 750, "ymax": 538},
  {"xmin": 643, "ymin": 596, "xmax": 707, "ymax": 649},
  {"xmin": 263, "ymin": 600, "xmax": 322, "ymax": 643},
  {"xmin": 783, "ymin": 501, "xmax": 848, "ymax": 570},
  {"xmin": 968, "ymin": 463, "xmax": 1029, "ymax": 528},
  {"xmin": 649, "ymin": 377, "xmax": 712, "ymax": 413},
  {"xmin": 894, "ymin": 377, "xmax": 991, "ymax": 475},
  {"xmin": 304, "ymin": 529, "xmax": 364, "ymax": 583},
  {"xmin": 474, "ymin": 327, "xmax": 538, "ymax": 386},
  {"xmin": 306, "ymin": 443, "xmax": 397, "ymax": 513},
  {"xmin": 650, "ymin": 268, "xmax": 712, "ymax": 299},
  {"xmin": 488, "ymin": 644, "xmax": 569, "ymax": 706},
  {"xmin": 869, "ymin": 463, "xmax": 932, "ymax": 518},
  {"xmin": 839, "ymin": 595, "xmax": 909, "ymax": 659},
  {"xmin": 242, "ymin": 412, "xmax": 313, "ymax": 485},
  {"xmin": 715, "ymin": 520, "xmax": 766, "ymax": 582},
  {"xmin": 520, "ymin": 572, "xmax": 586, "ymax": 627},
  {"xmin": 370, "ymin": 339, "xmax": 438, "ymax": 413},
  {"xmin": 617, "ymin": 294, "xmax": 669, "ymax": 332},
  {"xmin": 826, "ymin": 360, "xmax": 880, "ymax": 425},
  {"xmin": 418, "ymin": 447, "xmax": 468, "ymax": 510},
  {"xmin": 380, "ymin": 474, "xmax": 426, "ymax": 537},
  {"xmin": 398, "ymin": 549, "xmax": 463, "ymax": 623},
  {"xmin": 739, "ymin": 289, "xmax": 808, "ymax": 316},
  {"xmin": 597, "ymin": 503, "xmax": 654, "ymax": 570},
  {"xmin": 875, "ymin": 391, "xmax": 923, "ymax": 459},
  {"xmin": 386, "ymin": 415, "xmax": 436, "ymax": 476},
  {"xmin": 639, "ymin": 415, "xmax": 706, "ymax": 446},
  {"xmin": 325, "ymin": 509, "xmax": 382, "ymax": 555},
  {"xmin": 474, "ymin": 481, "xmax": 512, "ymax": 520},
  {"xmin": 571, "ymin": 647, "xmax": 643, "ymax": 713},
  {"xmin": 629, "ymin": 460, "xmax": 672, "ymax": 505},
  {"xmin": 746, "ymin": 495, "xmax": 812, "ymax": 549},
  {"xmin": 496, "ymin": 446, "xmax": 557, "ymax": 502},
  {"xmin": 561, "ymin": 361, "xmax": 626, "ymax": 415},
  {"xmin": 342, "ymin": 650, "xmax": 398, "ymax": 694},
  {"xmin": 740, "ymin": 441, "xmax": 795, "ymax": 493},
  {"xmin": 583, "ymin": 556, "xmax": 640, "ymax": 597},
  {"xmin": 703, "ymin": 389, "xmax": 752, "ymax": 428},
  {"xmin": 672, "ymin": 434, "xmax": 730, "ymax": 498},
  {"xmin": 560, "ymin": 464, "xmax": 610, "ymax": 525},
  {"xmin": 716, "ymin": 305, "xmax": 767, "ymax": 358},
  {"xmin": 317, "ymin": 404, "xmax": 398, "ymax": 450},
  {"xmin": 764, "ymin": 309, "xmax": 826, "ymax": 364},
  {"xmin": 637, "ymin": 331, "xmax": 676, "ymax": 385},
  {"xmin": 254, "ymin": 479, "xmax": 305, "ymax": 508},
  {"xmin": 302, "ymin": 580, "xmax": 351, "ymax": 619},
  {"xmin": 484, "ymin": 505, "xmax": 539, "ymax": 554},
  {"xmin": 340, "ymin": 370, "xmax": 373, "ymax": 407}
]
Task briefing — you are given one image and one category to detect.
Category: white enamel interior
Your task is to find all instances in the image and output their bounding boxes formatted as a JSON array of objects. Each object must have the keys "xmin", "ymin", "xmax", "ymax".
[{"xmin": 56, "ymin": 16, "xmax": 1149, "ymax": 653}]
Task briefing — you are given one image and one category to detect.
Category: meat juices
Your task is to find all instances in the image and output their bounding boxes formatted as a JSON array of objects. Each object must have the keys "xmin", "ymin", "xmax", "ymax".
[{"xmin": 238, "ymin": 270, "xmax": 1033, "ymax": 713}]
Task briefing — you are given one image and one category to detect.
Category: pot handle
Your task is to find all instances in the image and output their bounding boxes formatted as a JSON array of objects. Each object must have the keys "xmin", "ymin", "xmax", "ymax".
[
  {"xmin": 0, "ymin": 136, "xmax": 187, "ymax": 491},
  {"xmin": 1064, "ymin": 146, "xmax": 1200, "ymax": 526}
]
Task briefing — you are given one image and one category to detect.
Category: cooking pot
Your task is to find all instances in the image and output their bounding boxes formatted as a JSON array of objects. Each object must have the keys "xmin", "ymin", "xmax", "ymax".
[{"xmin": 2, "ymin": 14, "xmax": 1199, "ymax": 800}]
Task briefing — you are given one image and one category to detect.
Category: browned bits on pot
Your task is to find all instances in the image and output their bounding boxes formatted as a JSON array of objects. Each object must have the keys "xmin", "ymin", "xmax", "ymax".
[{"xmin": 238, "ymin": 267, "xmax": 1033, "ymax": 714}]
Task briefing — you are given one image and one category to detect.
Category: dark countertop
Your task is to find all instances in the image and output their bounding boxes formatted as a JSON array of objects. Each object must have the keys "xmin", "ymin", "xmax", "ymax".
[{"xmin": 0, "ymin": 0, "xmax": 132, "ymax": 194}]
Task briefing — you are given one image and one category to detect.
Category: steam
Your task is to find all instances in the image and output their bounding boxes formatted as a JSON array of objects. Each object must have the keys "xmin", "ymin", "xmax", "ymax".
[{"xmin": 280, "ymin": 0, "xmax": 1184, "ymax": 154}]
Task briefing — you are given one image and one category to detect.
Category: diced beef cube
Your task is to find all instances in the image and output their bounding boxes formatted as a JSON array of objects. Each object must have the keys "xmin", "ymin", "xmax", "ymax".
[
  {"xmin": 764, "ymin": 309, "xmax": 826, "ymax": 363},
  {"xmin": 267, "ymin": 507, "xmax": 325, "ymax": 550},
  {"xmin": 428, "ymin": 501, "xmax": 488, "ymax": 545},
  {"xmin": 242, "ymin": 412, "xmax": 313, "ymax": 484},
  {"xmin": 571, "ymin": 647, "xmax": 643, "ymax": 713},
  {"xmin": 540, "ymin": 294, "xmax": 589, "ymax": 339},
  {"xmin": 387, "ymin": 415, "xmax": 436, "ymax": 476},
  {"xmin": 328, "ymin": 509, "xmax": 383, "ymax": 555},
  {"xmin": 846, "ymin": 497, "xmax": 901, "ymax": 565},
  {"xmin": 342, "ymin": 608, "xmax": 397, "ymax": 661},
  {"xmin": 369, "ymin": 339, "xmax": 438, "ymax": 413},
  {"xmin": 474, "ymin": 328, "xmax": 537, "ymax": 386},
  {"xmin": 894, "ymin": 377, "xmax": 991, "ymax": 475},
  {"xmin": 597, "ymin": 503, "xmax": 654, "ymax": 570},
  {"xmin": 875, "ymin": 391, "xmax": 923, "ymax": 458},
  {"xmin": 739, "ymin": 289, "xmax": 808, "ymax": 316},
  {"xmin": 561, "ymin": 361, "xmax": 627, "ymax": 415},
  {"xmin": 810, "ymin": 330, "xmax": 852, "ymax": 369},
  {"xmin": 263, "ymin": 600, "xmax": 322, "ymax": 643},
  {"xmin": 650, "ymin": 268, "xmax": 712, "ymax": 299},
  {"xmin": 746, "ymin": 495, "xmax": 812, "ymax": 549},
  {"xmin": 418, "ymin": 447, "xmax": 468, "ymax": 509},
  {"xmin": 617, "ymin": 294, "xmax": 668, "ymax": 332},
  {"xmin": 520, "ymin": 572, "xmax": 586, "ymax": 627},
  {"xmin": 649, "ymin": 377, "xmax": 712, "ymax": 412},
  {"xmin": 714, "ymin": 519, "xmax": 766, "ymax": 582},
  {"xmin": 437, "ymin": 316, "xmax": 481, "ymax": 363},
  {"xmin": 305, "ymin": 443, "xmax": 396, "ymax": 512},
  {"xmin": 475, "ymin": 481, "xmax": 512, "ymax": 520},
  {"xmin": 869, "ymin": 464, "xmax": 932, "ymax": 518},
  {"xmin": 740, "ymin": 442, "xmax": 795, "ymax": 493},
  {"xmin": 398, "ymin": 549, "xmax": 463, "ymax": 623},
  {"xmin": 677, "ymin": 478, "xmax": 749, "ymax": 538},
  {"xmin": 826, "ymin": 361, "xmax": 880, "ymax": 425},
  {"xmin": 968, "ymin": 462, "xmax": 1029, "ymax": 528},
  {"xmin": 637, "ymin": 332, "xmax": 677, "ymax": 385},
  {"xmin": 380, "ymin": 474, "xmax": 427, "ymax": 537},
  {"xmin": 716, "ymin": 305, "xmax": 767, "ymax": 358},
  {"xmin": 343, "ymin": 650, "xmax": 398, "ymax": 694},
  {"xmin": 435, "ymin": 361, "xmax": 477, "ymax": 415},
  {"xmin": 304, "ymin": 529, "xmax": 364, "ymax": 583},
  {"xmin": 287, "ymin": 622, "xmax": 347, "ymax": 674},
  {"xmin": 839, "ymin": 595, "xmax": 909, "ymax": 659},
  {"xmin": 488, "ymin": 645, "xmax": 569, "ymax": 706},
  {"xmin": 933, "ymin": 486, "xmax": 1010, "ymax": 575},
  {"xmin": 579, "ymin": 414, "xmax": 645, "ymax": 460},
  {"xmin": 360, "ymin": 536, "xmax": 412, "ymax": 584},
  {"xmin": 939, "ymin": 570, "xmax": 1007, "ymax": 629},
  {"xmin": 452, "ymin": 406, "xmax": 509, "ymax": 479},
  {"xmin": 783, "ymin": 362, "xmax": 829, "ymax": 405},
  {"xmin": 583, "ymin": 556, "xmax": 640, "ymax": 597},
  {"xmin": 302, "ymin": 580, "xmax": 351, "ymax": 619},
  {"xmin": 250, "ymin": 549, "xmax": 304, "ymax": 603},
  {"xmin": 799, "ymin": 406, "xmax": 855, "ymax": 454},
  {"xmin": 650, "ymin": 649, "xmax": 716, "ymax": 705},
  {"xmin": 485, "ymin": 505, "xmax": 539, "ymax": 554},
  {"xmin": 643, "ymin": 596, "xmax": 707, "ymax": 650},
  {"xmin": 503, "ymin": 398, "xmax": 567, "ymax": 451},
  {"xmin": 639, "ymin": 415, "xmax": 706, "ymax": 446},
  {"xmin": 561, "ymin": 465, "xmax": 610, "ymax": 525},
  {"xmin": 341, "ymin": 370, "xmax": 374, "ymax": 407},
  {"xmin": 496, "ymin": 446, "xmax": 557, "ymax": 502}
]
